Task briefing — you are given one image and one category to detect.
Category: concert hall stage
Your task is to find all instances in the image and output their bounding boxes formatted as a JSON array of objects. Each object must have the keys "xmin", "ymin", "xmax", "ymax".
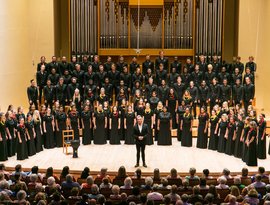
[{"xmin": 4, "ymin": 138, "xmax": 270, "ymax": 174}]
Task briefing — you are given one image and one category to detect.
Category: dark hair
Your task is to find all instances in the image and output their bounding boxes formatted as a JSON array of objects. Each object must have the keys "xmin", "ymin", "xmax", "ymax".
[
  {"xmin": 31, "ymin": 166, "xmax": 39, "ymax": 174},
  {"xmin": 61, "ymin": 166, "xmax": 70, "ymax": 178},
  {"xmin": 140, "ymin": 193, "xmax": 147, "ymax": 203},
  {"xmin": 46, "ymin": 167, "xmax": 53, "ymax": 178},
  {"xmin": 241, "ymin": 168, "xmax": 248, "ymax": 177},
  {"xmin": 135, "ymin": 168, "xmax": 142, "ymax": 179},
  {"xmin": 0, "ymin": 164, "xmax": 5, "ymax": 170},
  {"xmin": 81, "ymin": 167, "xmax": 90, "ymax": 179},
  {"xmin": 132, "ymin": 186, "xmax": 140, "ymax": 196},
  {"xmin": 203, "ymin": 169, "xmax": 210, "ymax": 177},
  {"xmin": 15, "ymin": 164, "xmax": 22, "ymax": 172},
  {"xmin": 200, "ymin": 178, "xmax": 207, "ymax": 186},
  {"xmin": 258, "ymin": 167, "xmax": 265, "ymax": 174}
]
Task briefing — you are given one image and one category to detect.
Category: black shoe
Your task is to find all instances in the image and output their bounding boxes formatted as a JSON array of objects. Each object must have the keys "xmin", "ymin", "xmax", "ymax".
[
  {"xmin": 143, "ymin": 164, "xmax": 147, "ymax": 168},
  {"xmin": 135, "ymin": 164, "xmax": 139, "ymax": 167}
]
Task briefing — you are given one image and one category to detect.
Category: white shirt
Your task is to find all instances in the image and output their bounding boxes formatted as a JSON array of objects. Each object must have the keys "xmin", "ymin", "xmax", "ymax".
[{"xmin": 138, "ymin": 124, "xmax": 143, "ymax": 133}]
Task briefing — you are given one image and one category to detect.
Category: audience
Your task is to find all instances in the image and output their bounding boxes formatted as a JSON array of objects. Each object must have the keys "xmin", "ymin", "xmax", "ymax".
[{"xmin": 216, "ymin": 176, "xmax": 229, "ymax": 189}]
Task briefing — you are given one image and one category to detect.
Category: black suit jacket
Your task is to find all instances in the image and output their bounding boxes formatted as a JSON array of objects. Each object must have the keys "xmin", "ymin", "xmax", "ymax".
[{"xmin": 133, "ymin": 123, "xmax": 148, "ymax": 145}]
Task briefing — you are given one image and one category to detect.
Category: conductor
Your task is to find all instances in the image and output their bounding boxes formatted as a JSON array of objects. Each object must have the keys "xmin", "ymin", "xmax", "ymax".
[{"xmin": 133, "ymin": 115, "xmax": 148, "ymax": 168}]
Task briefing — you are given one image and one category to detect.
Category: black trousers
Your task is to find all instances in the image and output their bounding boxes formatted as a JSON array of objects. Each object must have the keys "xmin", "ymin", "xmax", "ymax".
[
  {"xmin": 136, "ymin": 143, "xmax": 146, "ymax": 164},
  {"xmin": 244, "ymin": 100, "xmax": 252, "ymax": 112},
  {"xmin": 38, "ymin": 86, "xmax": 44, "ymax": 104}
]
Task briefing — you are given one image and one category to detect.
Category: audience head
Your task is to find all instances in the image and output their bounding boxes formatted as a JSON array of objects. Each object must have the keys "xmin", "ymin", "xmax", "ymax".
[
  {"xmin": 112, "ymin": 185, "xmax": 120, "ymax": 195},
  {"xmin": 241, "ymin": 168, "xmax": 249, "ymax": 177},
  {"xmin": 86, "ymin": 176, "xmax": 94, "ymax": 186},
  {"xmin": 145, "ymin": 177, "xmax": 153, "ymax": 187},
  {"xmin": 117, "ymin": 166, "xmax": 127, "ymax": 178},
  {"xmin": 203, "ymin": 169, "xmax": 210, "ymax": 178},
  {"xmin": 124, "ymin": 177, "xmax": 133, "ymax": 187},
  {"xmin": 218, "ymin": 176, "xmax": 227, "ymax": 185}
]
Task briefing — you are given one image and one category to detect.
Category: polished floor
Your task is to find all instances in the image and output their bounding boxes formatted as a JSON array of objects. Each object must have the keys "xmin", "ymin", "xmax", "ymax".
[{"xmin": 4, "ymin": 138, "xmax": 270, "ymax": 173}]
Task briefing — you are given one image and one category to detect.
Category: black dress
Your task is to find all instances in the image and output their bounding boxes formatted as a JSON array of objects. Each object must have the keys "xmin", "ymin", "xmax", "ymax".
[
  {"xmin": 125, "ymin": 112, "xmax": 135, "ymax": 145},
  {"xmin": 16, "ymin": 125, "xmax": 28, "ymax": 160},
  {"xmin": 167, "ymin": 95, "xmax": 177, "ymax": 128},
  {"xmin": 69, "ymin": 111, "xmax": 80, "ymax": 140},
  {"xmin": 241, "ymin": 125, "xmax": 250, "ymax": 162},
  {"xmin": 208, "ymin": 116, "xmax": 219, "ymax": 150},
  {"xmin": 81, "ymin": 110, "xmax": 92, "ymax": 145},
  {"xmin": 181, "ymin": 113, "xmax": 193, "ymax": 147},
  {"xmin": 118, "ymin": 106, "xmax": 126, "ymax": 140},
  {"xmin": 5, "ymin": 118, "xmax": 16, "ymax": 157},
  {"xmin": 158, "ymin": 112, "xmax": 172, "ymax": 145},
  {"xmin": 103, "ymin": 108, "xmax": 111, "ymax": 140},
  {"xmin": 177, "ymin": 106, "xmax": 185, "ymax": 141},
  {"xmin": 43, "ymin": 115, "xmax": 55, "ymax": 149},
  {"xmin": 257, "ymin": 120, "xmax": 266, "ymax": 159},
  {"xmin": 246, "ymin": 129, "xmax": 257, "ymax": 166},
  {"xmin": 225, "ymin": 123, "xmax": 236, "ymax": 156},
  {"xmin": 217, "ymin": 121, "xmax": 228, "ymax": 153},
  {"xmin": 34, "ymin": 119, "xmax": 43, "ymax": 152},
  {"xmin": 234, "ymin": 121, "xmax": 244, "ymax": 158},
  {"xmin": 93, "ymin": 111, "xmax": 107, "ymax": 144},
  {"xmin": 110, "ymin": 113, "xmax": 120, "ymax": 144},
  {"xmin": 0, "ymin": 122, "xmax": 8, "ymax": 161},
  {"xmin": 55, "ymin": 112, "xmax": 67, "ymax": 147},
  {"xmin": 154, "ymin": 108, "xmax": 162, "ymax": 141},
  {"xmin": 25, "ymin": 120, "xmax": 36, "ymax": 156},
  {"xmin": 143, "ymin": 110, "xmax": 154, "ymax": 145},
  {"xmin": 196, "ymin": 113, "xmax": 209, "ymax": 149}
]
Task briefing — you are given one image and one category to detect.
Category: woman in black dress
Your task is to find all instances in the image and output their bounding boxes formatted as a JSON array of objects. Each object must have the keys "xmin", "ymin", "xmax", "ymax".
[
  {"xmin": 25, "ymin": 114, "xmax": 36, "ymax": 156},
  {"xmin": 134, "ymin": 98, "xmax": 145, "ymax": 117},
  {"xmin": 143, "ymin": 103, "xmax": 154, "ymax": 145},
  {"xmin": 149, "ymin": 91, "xmax": 159, "ymax": 111},
  {"xmin": 17, "ymin": 118, "xmax": 28, "ymax": 160},
  {"xmin": 241, "ymin": 117, "xmax": 251, "ymax": 162},
  {"xmin": 43, "ymin": 108, "xmax": 55, "ymax": 149},
  {"xmin": 182, "ymin": 90, "xmax": 193, "ymax": 108},
  {"xmin": 0, "ymin": 113, "xmax": 8, "ymax": 161},
  {"xmin": 154, "ymin": 101, "xmax": 163, "ymax": 141},
  {"xmin": 40, "ymin": 105, "xmax": 47, "ymax": 146},
  {"xmin": 109, "ymin": 106, "xmax": 121, "ymax": 145},
  {"xmin": 245, "ymin": 121, "xmax": 258, "ymax": 166},
  {"xmin": 208, "ymin": 110, "xmax": 219, "ymax": 150},
  {"xmin": 68, "ymin": 105, "xmax": 80, "ymax": 140},
  {"xmin": 73, "ymin": 88, "xmax": 82, "ymax": 114},
  {"xmin": 233, "ymin": 114, "xmax": 244, "ymax": 158},
  {"xmin": 33, "ymin": 110, "xmax": 43, "ymax": 152},
  {"xmin": 176, "ymin": 101, "xmax": 186, "ymax": 142},
  {"xmin": 55, "ymin": 106, "xmax": 67, "ymax": 147},
  {"xmin": 5, "ymin": 111, "xmax": 16, "ymax": 157},
  {"xmin": 81, "ymin": 105, "xmax": 92, "ymax": 145},
  {"xmin": 96, "ymin": 88, "xmax": 109, "ymax": 107},
  {"xmin": 157, "ymin": 106, "xmax": 172, "ymax": 145},
  {"xmin": 257, "ymin": 113, "xmax": 266, "ymax": 159},
  {"xmin": 103, "ymin": 101, "xmax": 111, "ymax": 140},
  {"xmin": 217, "ymin": 114, "xmax": 228, "ymax": 153},
  {"xmin": 93, "ymin": 104, "xmax": 107, "ymax": 144},
  {"xmin": 118, "ymin": 98, "xmax": 127, "ymax": 140},
  {"xmin": 196, "ymin": 107, "xmax": 209, "ymax": 149},
  {"xmin": 16, "ymin": 106, "xmax": 25, "ymax": 122},
  {"xmin": 166, "ymin": 88, "xmax": 178, "ymax": 129},
  {"xmin": 124, "ymin": 105, "xmax": 136, "ymax": 145},
  {"xmin": 225, "ymin": 117, "xmax": 236, "ymax": 156},
  {"xmin": 180, "ymin": 107, "xmax": 193, "ymax": 147}
]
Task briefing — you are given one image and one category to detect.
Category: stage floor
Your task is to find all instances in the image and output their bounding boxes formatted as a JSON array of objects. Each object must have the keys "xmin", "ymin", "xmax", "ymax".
[{"xmin": 4, "ymin": 138, "xmax": 270, "ymax": 173}]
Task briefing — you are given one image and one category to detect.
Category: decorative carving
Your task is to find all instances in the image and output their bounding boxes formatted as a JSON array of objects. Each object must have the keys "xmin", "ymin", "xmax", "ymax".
[
  {"xmin": 147, "ymin": 9, "xmax": 162, "ymax": 32},
  {"xmin": 105, "ymin": 0, "xmax": 110, "ymax": 21},
  {"xmin": 131, "ymin": 8, "xmax": 146, "ymax": 30}
]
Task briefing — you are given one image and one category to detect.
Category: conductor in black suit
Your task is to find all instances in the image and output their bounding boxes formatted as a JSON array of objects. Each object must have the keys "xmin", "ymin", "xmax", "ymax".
[{"xmin": 133, "ymin": 115, "xmax": 148, "ymax": 168}]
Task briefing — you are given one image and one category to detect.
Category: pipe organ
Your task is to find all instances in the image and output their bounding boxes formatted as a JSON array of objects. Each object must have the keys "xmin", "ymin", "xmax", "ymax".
[{"xmin": 70, "ymin": 0, "xmax": 224, "ymax": 58}]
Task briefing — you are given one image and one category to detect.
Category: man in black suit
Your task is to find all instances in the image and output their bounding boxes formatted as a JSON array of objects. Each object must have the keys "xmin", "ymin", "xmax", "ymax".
[
  {"xmin": 27, "ymin": 79, "xmax": 38, "ymax": 109},
  {"xmin": 243, "ymin": 76, "xmax": 255, "ymax": 111},
  {"xmin": 133, "ymin": 115, "xmax": 148, "ymax": 168}
]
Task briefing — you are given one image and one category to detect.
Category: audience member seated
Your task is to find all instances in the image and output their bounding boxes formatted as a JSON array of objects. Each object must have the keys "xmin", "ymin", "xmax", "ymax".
[
  {"xmin": 28, "ymin": 174, "xmax": 42, "ymax": 187},
  {"xmin": 0, "ymin": 164, "xmax": 10, "ymax": 178},
  {"xmin": 120, "ymin": 177, "xmax": 133, "ymax": 189},
  {"xmin": 196, "ymin": 178, "xmax": 209, "ymax": 190},
  {"xmin": 13, "ymin": 174, "xmax": 28, "ymax": 193},
  {"xmin": 60, "ymin": 166, "xmax": 71, "ymax": 181},
  {"xmin": 46, "ymin": 176, "xmax": 61, "ymax": 194},
  {"xmin": 263, "ymin": 184, "xmax": 270, "ymax": 201},
  {"xmin": 185, "ymin": 167, "xmax": 200, "ymax": 181},
  {"xmin": 88, "ymin": 184, "xmax": 104, "ymax": 200},
  {"xmin": 233, "ymin": 176, "xmax": 245, "ymax": 189},
  {"xmin": 100, "ymin": 177, "xmax": 113, "ymax": 189},
  {"xmin": 167, "ymin": 168, "xmax": 181, "ymax": 179},
  {"xmin": 158, "ymin": 178, "xmax": 171, "ymax": 190},
  {"xmin": 127, "ymin": 186, "xmax": 141, "ymax": 202},
  {"xmin": 28, "ymin": 166, "xmax": 44, "ymax": 181},
  {"xmin": 142, "ymin": 177, "xmax": 153, "ymax": 190},
  {"xmin": 243, "ymin": 189, "xmax": 260, "ymax": 205},
  {"xmin": 225, "ymin": 195, "xmax": 238, "ymax": 205},
  {"xmin": 178, "ymin": 180, "xmax": 192, "ymax": 191},
  {"xmin": 61, "ymin": 174, "xmax": 81, "ymax": 190},
  {"xmin": 147, "ymin": 184, "xmax": 164, "ymax": 201},
  {"xmin": 203, "ymin": 169, "xmax": 213, "ymax": 179},
  {"xmin": 68, "ymin": 187, "xmax": 82, "ymax": 201},
  {"xmin": 110, "ymin": 185, "xmax": 121, "ymax": 200},
  {"xmin": 152, "ymin": 168, "xmax": 161, "ymax": 183},
  {"xmin": 45, "ymin": 167, "xmax": 60, "ymax": 184},
  {"xmin": 222, "ymin": 168, "xmax": 233, "ymax": 179},
  {"xmin": 81, "ymin": 176, "xmax": 94, "ymax": 189},
  {"xmin": 165, "ymin": 185, "xmax": 181, "ymax": 202},
  {"xmin": 132, "ymin": 168, "xmax": 144, "ymax": 180},
  {"xmin": 11, "ymin": 164, "xmax": 27, "ymax": 177},
  {"xmin": 241, "ymin": 168, "xmax": 249, "ymax": 178},
  {"xmin": 0, "ymin": 181, "xmax": 13, "ymax": 196},
  {"xmin": 253, "ymin": 167, "xmax": 269, "ymax": 182},
  {"xmin": 80, "ymin": 167, "xmax": 90, "ymax": 179},
  {"xmin": 180, "ymin": 194, "xmax": 189, "ymax": 205},
  {"xmin": 204, "ymin": 193, "xmax": 215, "ymax": 205},
  {"xmin": 13, "ymin": 190, "xmax": 30, "ymax": 205},
  {"xmin": 252, "ymin": 174, "xmax": 266, "ymax": 188},
  {"xmin": 163, "ymin": 195, "xmax": 172, "ymax": 205},
  {"xmin": 95, "ymin": 168, "xmax": 111, "ymax": 182},
  {"xmin": 188, "ymin": 186, "xmax": 204, "ymax": 204},
  {"xmin": 114, "ymin": 166, "xmax": 128, "ymax": 181},
  {"xmin": 208, "ymin": 185, "xmax": 220, "ymax": 201},
  {"xmin": 216, "ymin": 176, "xmax": 229, "ymax": 189},
  {"xmin": 224, "ymin": 185, "xmax": 243, "ymax": 202}
]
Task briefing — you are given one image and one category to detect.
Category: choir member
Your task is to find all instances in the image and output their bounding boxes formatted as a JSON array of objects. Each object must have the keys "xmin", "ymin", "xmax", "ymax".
[
  {"xmin": 0, "ymin": 113, "xmax": 8, "ymax": 161},
  {"xmin": 43, "ymin": 80, "xmax": 54, "ymax": 108},
  {"xmin": 233, "ymin": 114, "xmax": 244, "ymax": 158},
  {"xmin": 116, "ymin": 87, "xmax": 128, "ymax": 107},
  {"xmin": 170, "ymin": 56, "xmax": 182, "ymax": 74},
  {"xmin": 176, "ymin": 101, "xmax": 186, "ymax": 141},
  {"xmin": 67, "ymin": 77, "xmax": 80, "ymax": 104},
  {"xmin": 143, "ymin": 103, "xmax": 154, "ymax": 145},
  {"xmin": 93, "ymin": 104, "xmax": 107, "ymax": 145},
  {"xmin": 187, "ymin": 81, "xmax": 198, "ymax": 118},
  {"xmin": 231, "ymin": 68, "xmax": 243, "ymax": 85},
  {"xmin": 157, "ymin": 106, "xmax": 172, "ymax": 145},
  {"xmin": 142, "ymin": 54, "xmax": 154, "ymax": 75},
  {"xmin": 84, "ymin": 65, "xmax": 96, "ymax": 87},
  {"xmin": 225, "ymin": 117, "xmax": 236, "ymax": 156},
  {"xmin": 243, "ymin": 67, "xmax": 254, "ymax": 84},
  {"xmin": 132, "ymin": 67, "xmax": 144, "ymax": 86},
  {"xmin": 125, "ymin": 105, "xmax": 136, "ymax": 145},
  {"xmin": 180, "ymin": 107, "xmax": 193, "ymax": 147},
  {"xmin": 48, "ymin": 67, "xmax": 60, "ymax": 86},
  {"xmin": 198, "ymin": 80, "xmax": 209, "ymax": 108},
  {"xmin": 191, "ymin": 64, "xmax": 203, "ymax": 88},
  {"xmin": 96, "ymin": 64, "xmax": 107, "ymax": 90},
  {"xmin": 27, "ymin": 79, "xmax": 39, "ymax": 110},
  {"xmin": 70, "ymin": 56, "xmax": 77, "ymax": 72},
  {"xmin": 25, "ymin": 114, "xmax": 36, "ymax": 156},
  {"xmin": 84, "ymin": 87, "xmax": 95, "ymax": 106},
  {"xmin": 55, "ymin": 77, "xmax": 67, "ymax": 106},
  {"xmin": 249, "ymin": 110, "xmax": 258, "ymax": 125},
  {"xmin": 241, "ymin": 117, "xmax": 251, "ymax": 162},
  {"xmin": 245, "ymin": 56, "xmax": 256, "ymax": 73},
  {"xmin": 208, "ymin": 110, "xmax": 219, "ymax": 151},
  {"xmin": 209, "ymin": 78, "xmax": 220, "ymax": 111},
  {"xmin": 80, "ymin": 55, "xmax": 90, "ymax": 72},
  {"xmin": 33, "ymin": 110, "xmax": 43, "ymax": 153},
  {"xmin": 231, "ymin": 56, "xmax": 244, "ymax": 74},
  {"xmin": 219, "ymin": 79, "xmax": 231, "ymax": 104},
  {"xmin": 154, "ymin": 101, "xmax": 163, "ymax": 141},
  {"xmin": 16, "ymin": 106, "xmax": 25, "ymax": 122},
  {"xmin": 55, "ymin": 105, "xmax": 67, "ymax": 147},
  {"xmin": 37, "ymin": 56, "xmax": 47, "ymax": 72},
  {"xmin": 204, "ymin": 64, "xmax": 216, "ymax": 86},
  {"xmin": 156, "ymin": 63, "xmax": 168, "ymax": 86},
  {"xmin": 108, "ymin": 63, "xmax": 120, "ymax": 99},
  {"xmin": 43, "ymin": 108, "xmax": 55, "ymax": 149},
  {"xmin": 63, "ymin": 69, "xmax": 72, "ymax": 85},
  {"xmin": 218, "ymin": 67, "xmax": 230, "ymax": 85},
  {"xmin": 36, "ymin": 64, "xmax": 48, "ymax": 104},
  {"xmin": 155, "ymin": 51, "xmax": 168, "ymax": 70},
  {"xmin": 72, "ymin": 88, "xmax": 82, "ymax": 114},
  {"xmin": 68, "ymin": 105, "xmax": 80, "ymax": 140},
  {"xmin": 233, "ymin": 78, "xmax": 244, "ymax": 106},
  {"xmin": 129, "ymin": 56, "xmax": 140, "ymax": 74},
  {"xmin": 104, "ymin": 56, "xmax": 113, "ymax": 72},
  {"xmin": 134, "ymin": 98, "xmax": 145, "ymax": 117},
  {"xmin": 181, "ymin": 66, "xmax": 191, "ymax": 86},
  {"xmin": 81, "ymin": 105, "xmax": 92, "ymax": 145},
  {"xmin": 5, "ymin": 111, "xmax": 16, "ymax": 157},
  {"xmin": 167, "ymin": 67, "xmax": 179, "ymax": 87},
  {"xmin": 243, "ymin": 77, "xmax": 255, "ymax": 111},
  {"xmin": 184, "ymin": 57, "xmax": 194, "ymax": 74},
  {"xmin": 197, "ymin": 55, "xmax": 208, "ymax": 73},
  {"xmin": 257, "ymin": 113, "xmax": 266, "ymax": 159},
  {"xmin": 109, "ymin": 106, "xmax": 121, "ymax": 145},
  {"xmin": 91, "ymin": 55, "xmax": 101, "ymax": 72},
  {"xmin": 196, "ymin": 107, "xmax": 209, "ymax": 149},
  {"xmin": 173, "ymin": 76, "xmax": 185, "ymax": 104},
  {"xmin": 145, "ymin": 77, "xmax": 158, "ymax": 101},
  {"xmin": 47, "ymin": 56, "xmax": 59, "ymax": 73},
  {"xmin": 17, "ymin": 117, "xmax": 29, "ymax": 160},
  {"xmin": 96, "ymin": 88, "xmax": 109, "ymax": 107},
  {"xmin": 116, "ymin": 56, "xmax": 127, "ymax": 73},
  {"xmin": 144, "ymin": 68, "xmax": 155, "ymax": 85},
  {"xmin": 118, "ymin": 99, "xmax": 127, "ymax": 140},
  {"xmin": 158, "ymin": 79, "xmax": 169, "ymax": 105},
  {"xmin": 245, "ymin": 121, "xmax": 258, "ymax": 166},
  {"xmin": 149, "ymin": 91, "xmax": 160, "ymax": 111},
  {"xmin": 120, "ymin": 66, "xmax": 132, "ymax": 92},
  {"xmin": 103, "ymin": 101, "xmax": 111, "ymax": 140},
  {"xmin": 182, "ymin": 90, "xmax": 193, "ymax": 108},
  {"xmin": 217, "ymin": 114, "xmax": 228, "ymax": 153},
  {"xmin": 211, "ymin": 55, "xmax": 221, "ymax": 75},
  {"xmin": 59, "ymin": 56, "xmax": 70, "ymax": 75},
  {"xmin": 166, "ymin": 88, "xmax": 178, "ymax": 128}
]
